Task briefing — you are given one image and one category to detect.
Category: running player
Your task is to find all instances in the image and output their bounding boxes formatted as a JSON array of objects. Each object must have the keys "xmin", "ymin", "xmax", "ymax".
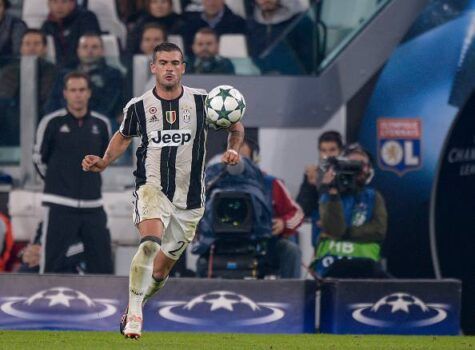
[{"xmin": 81, "ymin": 42, "xmax": 244, "ymax": 339}]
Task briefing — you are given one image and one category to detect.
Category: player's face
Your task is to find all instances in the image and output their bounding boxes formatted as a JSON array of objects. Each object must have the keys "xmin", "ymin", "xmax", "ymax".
[
  {"xmin": 21, "ymin": 33, "xmax": 47, "ymax": 57},
  {"xmin": 149, "ymin": 0, "xmax": 172, "ymax": 17},
  {"xmin": 151, "ymin": 50, "xmax": 185, "ymax": 89},
  {"xmin": 140, "ymin": 28, "xmax": 165, "ymax": 55},
  {"xmin": 202, "ymin": 0, "xmax": 225, "ymax": 16},
  {"xmin": 192, "ymin": 33, "xmax": 219, "ymax": 59},
  {"xmin": 77, "ymin": 36, "xmax": 103, "ymax": 64},
  {"xmin": 256, "ymin": 0, "xmax": 279, "ymax": 11},
  {"xmin": 319, "ymin": 141, "xmax": 341, "ymax": 161},
  {"xmin": 63, "ymin": 78, "xmax": 91, "ymax": 113},
  {"xmin": 48, "ymin": 0, "xmax": 76, "ymax": 20}
]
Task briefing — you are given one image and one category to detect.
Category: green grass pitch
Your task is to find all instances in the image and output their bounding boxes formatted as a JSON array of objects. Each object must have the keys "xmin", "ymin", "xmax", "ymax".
[{"xmin": 0, "ymin": 331, "xmax": 473, "ymax": 350}]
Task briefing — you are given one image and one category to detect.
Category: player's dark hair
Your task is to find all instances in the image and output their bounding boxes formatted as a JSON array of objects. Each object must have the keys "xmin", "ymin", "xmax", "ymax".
[
  {"xmin": 22, "ymin": 29, "xmax": 47, "ymax": 46},
  {"xmin": 318, "ymin": 130, "xmax": 343, "ymax": 150},
  {"xmin": 63, "ymin": 71, "xmax": 91, "ymax": 90},
  {"xmin": 243, "ymin": 136, "xmax": 260, "ymax": 163},
  {"xmin": 152, "ymin": 42, "xmax": 183, "ymax": 63}
]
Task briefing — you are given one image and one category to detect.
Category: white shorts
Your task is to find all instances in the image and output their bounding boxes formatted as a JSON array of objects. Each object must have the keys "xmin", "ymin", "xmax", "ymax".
[{"xmin": 133, "ymin": 184, "xmax": 204, "ymax": 260}]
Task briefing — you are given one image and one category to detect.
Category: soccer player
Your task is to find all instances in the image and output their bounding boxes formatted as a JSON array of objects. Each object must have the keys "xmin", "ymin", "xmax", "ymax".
[{"xmin": 81, "ymin": 42, "xmax": 244, "ymax": 339}]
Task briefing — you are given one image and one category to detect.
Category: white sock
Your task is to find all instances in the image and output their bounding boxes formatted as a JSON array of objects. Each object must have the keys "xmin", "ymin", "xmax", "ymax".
[
  {"xmin": 143, "ymin": 276, "xmax": 169, "ymax": 305},
  {"xmin": 128, "ymin": 237, "xmax": 160, "ymax": 317}
]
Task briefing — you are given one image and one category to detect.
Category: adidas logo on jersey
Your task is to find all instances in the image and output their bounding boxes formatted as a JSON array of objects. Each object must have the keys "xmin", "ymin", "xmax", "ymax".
[
  {"xmin": 59, "ymin": 124, "xmax": 70, "ymax": 133},
  {"xmin": 149, "ymin": 130, "xmax": 192, "ymax": 148}
]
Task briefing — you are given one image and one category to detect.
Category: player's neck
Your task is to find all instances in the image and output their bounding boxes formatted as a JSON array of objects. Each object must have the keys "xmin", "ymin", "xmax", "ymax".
[{"xmin": 154, "ymin": 85, "xmax": 182, "ymax": 101}]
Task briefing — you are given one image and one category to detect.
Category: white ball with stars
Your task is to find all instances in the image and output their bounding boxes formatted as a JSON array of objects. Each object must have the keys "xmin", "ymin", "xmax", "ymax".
[{"xmin": 205, "ymin": 85, "xmax": 246, "ymax": 129}]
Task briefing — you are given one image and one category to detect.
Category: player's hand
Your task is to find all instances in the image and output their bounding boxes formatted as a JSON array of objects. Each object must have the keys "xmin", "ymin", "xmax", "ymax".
[
  {"xmin": 82, "ymin": 155, "xmax": 108, "ymax": 172},
  {"xmin": 272, "ymin": 218, "xmax": 285, "ymax": 235},
  {"xmin": 221, "ymin": 149, "xmax": 240, "ymax": 165}
]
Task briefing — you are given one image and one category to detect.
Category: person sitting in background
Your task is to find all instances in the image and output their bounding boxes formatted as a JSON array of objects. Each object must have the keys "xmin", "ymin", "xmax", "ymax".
[
  {"xmin": 127, "ymin": 0, "xmax": 184, "ymax": 55},
  {"xmin": 138, "ymin": 23, "xmax": 167, "ymax": 56},
  {"xmin": 0, "ymin": 0, "xmax": 27, "ymax": 64},
  {"xmin": 44, "ymin": 33, "xmax": 124, "ymax": 127},
  {"xmin": 239, "ymin": 137, "xmax": 304, "ymax": 278},
  {"xmin": 312, "ymin": 144, "xmax": 389, "ymax": 279},
  {"xmin": 0, "ymin": 30, "xmax": 58, "ymax": 115},
  {"xmin": 0, "ymin": 30, "xmax": 59, "ymax": 146},
  {"xmin": 184, "ymin": 0, "xmax": 246, "ymax": 56},
  {"xmin": 41, "ymin": 0, "xmax": 101, "ymax": 66},
  {"xmin": 247, "ymin": 0, "xmax": 315, "ymax": 74},
  {"xmin": 187, "ymin": 27, "xmax": 234, "ymax": 74}
]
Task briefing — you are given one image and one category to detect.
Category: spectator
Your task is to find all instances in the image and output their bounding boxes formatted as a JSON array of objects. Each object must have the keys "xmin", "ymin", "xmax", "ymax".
[
  {"xmin": 0, "ymin": 0, "xmax": 27, "ymax": 64},
  {"xmin": 138, "ymin": 23, "xmax": 167, "ymax": 56},
  {"xmin": 41, "ymin": 0, "xmax": 101, "ymax": 66},
  {"xmin": 0, "ymin": 30, "xmax": 59, "ymax": 118},
  {"xmin": 127, "ymin": 0, "xmax": 184, "ymax": 55},
  {"xmin": 241, "ymin": 137, "xmax": 304, "ymax": 278},
  {"xmin": 247, "ymin": 0, "xmax": 315, "ymax": 74},
  {"xmin": 312, "ymin": 144, "xmax": 388, "ymax": 278},
  {"xmin": 188, "ymin": 27, "xmax": 234, "ymax": 74},
  {"xmin": 33, "ymin": 71, "xmax": 113, "ymax": 274},
  {"xmin": 184, "ymin": 0, "xmax": 246, "ymax": 56},
  {"xmin": 0, "ymin": 212, "xmax": 13, "ymax": 272},
  {"xmin": 44, "ymin": 33, "xmax": 124, "ymax": 127},
  {"xmin": 296, "ymin": 131, "xmax": 344, "ymax": 218}
]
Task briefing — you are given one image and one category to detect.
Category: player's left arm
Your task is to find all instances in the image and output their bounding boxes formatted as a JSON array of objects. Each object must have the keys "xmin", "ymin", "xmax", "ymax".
[{"xmin": 222, "ymin": 121, "xmax": 244, "ymax": 165}]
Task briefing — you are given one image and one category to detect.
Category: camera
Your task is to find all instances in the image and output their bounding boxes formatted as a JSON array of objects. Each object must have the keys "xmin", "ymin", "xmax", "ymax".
[{"xmin": 320, "ymin": 156, "xmax": 363, "ymax": 193}]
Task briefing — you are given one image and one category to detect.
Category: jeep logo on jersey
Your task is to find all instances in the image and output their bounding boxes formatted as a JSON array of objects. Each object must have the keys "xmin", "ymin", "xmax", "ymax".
[{"xmin": 149, "ymin": 130, "xmax": 192, "ymax": 147}]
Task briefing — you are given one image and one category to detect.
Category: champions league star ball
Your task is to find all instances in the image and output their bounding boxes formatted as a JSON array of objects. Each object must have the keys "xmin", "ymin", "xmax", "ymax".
[{"xmin": 205, "ymin": 85, "xmax": 246, "ymax": 129}]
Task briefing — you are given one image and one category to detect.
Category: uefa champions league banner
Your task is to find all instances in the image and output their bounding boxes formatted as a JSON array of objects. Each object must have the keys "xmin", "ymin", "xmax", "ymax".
[
  {"xmin": 0, "ymin": 274, "xmax": 316, "ymax": 333},
  {"xmin": 319, "ymin": 279, "xmax": 461, "ymax": 335}
]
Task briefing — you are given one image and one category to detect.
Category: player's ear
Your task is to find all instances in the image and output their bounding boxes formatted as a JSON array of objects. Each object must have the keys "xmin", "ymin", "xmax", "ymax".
[{"xmin": 181, "ymin": 61, "xmax": 186, "ymax": 74}]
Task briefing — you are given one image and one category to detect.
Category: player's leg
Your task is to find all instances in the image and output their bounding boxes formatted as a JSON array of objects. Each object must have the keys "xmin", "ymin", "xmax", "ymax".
[
  {"xmin": 142, "ymin": 206, "xmax": 205, "ymax": 303},
  {"xmin": 122, "ymin": 185, "xmax": 172, "ymax": 339}
]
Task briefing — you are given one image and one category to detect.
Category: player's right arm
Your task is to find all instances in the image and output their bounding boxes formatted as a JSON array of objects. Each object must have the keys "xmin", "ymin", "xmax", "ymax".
[{"xmin": 82, "ymin": 131, "xmax": 132, "ymax": 172}]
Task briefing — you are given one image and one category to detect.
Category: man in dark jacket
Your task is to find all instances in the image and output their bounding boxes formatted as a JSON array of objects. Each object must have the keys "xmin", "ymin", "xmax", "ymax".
[
  {"xmin": 0, "ymin": 0, "xmax": 27, "ymax": 64},
  {"xmin": 41, "ymin": 0, "xmax": 101, "ymax": 66},
  {"xmin": 34, "ymin": 71, "xmax": 113, "ymax": 274},
  {"xmin": 44, "ymin": 33, "xmax": 124, "ymax": 127},
  {"xmin": 247, "ymin": 0, "xmax": 315, "ymax": 74},
  {"xmin": 187, "ymin": 27, "xmax": 234, "ymax": 74},
  {"xmin": 184, "ymin": 0, "xmax": 246, "ymax": 56}
]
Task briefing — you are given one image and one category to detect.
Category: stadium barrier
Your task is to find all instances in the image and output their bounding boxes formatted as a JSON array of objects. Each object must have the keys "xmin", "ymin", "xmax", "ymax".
[
  {"xmin": 0, "ymin": 274, "xmax": 316, "ymax": 333},
  {"xmin": 319, "ymin": 279, "xmax": 461, "ymax": 335}
]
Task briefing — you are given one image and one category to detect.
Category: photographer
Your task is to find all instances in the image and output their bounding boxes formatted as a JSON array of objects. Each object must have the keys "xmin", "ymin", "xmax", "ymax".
[{"xmin": 312, "ymin": 144, "xmax": 388, "ymax": 278}]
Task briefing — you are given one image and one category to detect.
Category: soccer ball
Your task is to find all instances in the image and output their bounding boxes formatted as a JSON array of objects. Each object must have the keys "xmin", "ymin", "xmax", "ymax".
[{"xmin": 205, "ymin": 85, "xmax": 246, "ymax": 129}]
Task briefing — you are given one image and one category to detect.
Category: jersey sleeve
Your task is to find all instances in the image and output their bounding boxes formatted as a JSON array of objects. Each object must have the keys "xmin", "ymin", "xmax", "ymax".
[
  {"xmin": 273, "ymin": 178, "xmax": 305, "ymax": 235},
  {"xmin": 119, "ymin": 99, "xmax": 141, "ymax": 137}
]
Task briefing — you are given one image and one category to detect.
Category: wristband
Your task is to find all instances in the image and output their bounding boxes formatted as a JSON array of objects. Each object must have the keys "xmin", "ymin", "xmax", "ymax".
[{"xmin": 227, "ymin": 149, "xmax": 238, "ymax": 156}]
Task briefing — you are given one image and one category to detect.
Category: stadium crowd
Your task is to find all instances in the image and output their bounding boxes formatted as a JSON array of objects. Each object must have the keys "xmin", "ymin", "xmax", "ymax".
[{"xmin": 0, "ymin": 0, "xmax": 388, "ymax": 280}]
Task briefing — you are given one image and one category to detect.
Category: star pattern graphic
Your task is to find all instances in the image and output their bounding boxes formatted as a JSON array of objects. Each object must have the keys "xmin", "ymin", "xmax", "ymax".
[
  {"xmin": 216, "ymin": 88, "xmax": 232, "ymax": 100},
  {"xmin": 387, "ymin": 298, "xmax": 411, "ymax": 313},
  {"xmin": 45, "ymin": 291, "xmax": 76, "ymax": 307},
  {"xmin": 206, "ymin": 295, "xmax": 239, "ymax": 311}
]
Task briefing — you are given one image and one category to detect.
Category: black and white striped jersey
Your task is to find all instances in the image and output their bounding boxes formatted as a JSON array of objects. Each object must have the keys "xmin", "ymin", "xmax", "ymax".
[{"xmin": 120, "ymin": 86, "xmax": 208, "ymax": 209}]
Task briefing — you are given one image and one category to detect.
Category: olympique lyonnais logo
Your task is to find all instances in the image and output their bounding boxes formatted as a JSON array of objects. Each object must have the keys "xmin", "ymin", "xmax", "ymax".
[
  {"xmin": 350, "ymin": 292, "xmax": 450, "ymax": 328},
  {"xmin": 377, "ymin": 118, "xmax": 422, "ymax": 176},
  {"xmin": 155, "ymin": 290, "xmax": 288, "ymax": 326},
  {"xmin": 0, "ymin": 287, "xmax": 118, "ymax": 323}
]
